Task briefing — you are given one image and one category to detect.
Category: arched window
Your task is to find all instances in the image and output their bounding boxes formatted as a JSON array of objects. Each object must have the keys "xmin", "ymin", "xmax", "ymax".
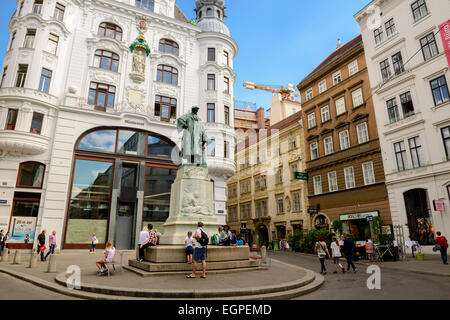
[
  {"xmin": 199, "ymin": 10, "xmax": 202, "ymax": 19},
  {"xmin": 207, "ymin": 8, "xmax": 212, "ymax": 16},
  {"xmin": 97, "ymin": 22, "xmax": 122, "ymax": 41},
  {"xmin": 217, "ymin": 10, "xmax": 221, "ymax": 19},
  {"xmin": 16, "ymin": 162, "xmax": 45, "ymax": 188},
  {"xmin": 157, "ymin": 65, "xmax": 178, "ymax": 85},
  {"xmin": 94, "ymin": 50, "xmax": 119, "ymax": 72},
  {"xmin": 158, "ymin": 39, "xmax": 179, "ymax": 56}
]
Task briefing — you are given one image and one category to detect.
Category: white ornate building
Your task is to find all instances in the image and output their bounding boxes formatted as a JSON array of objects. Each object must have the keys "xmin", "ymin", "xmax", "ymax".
[
  {"xmin": 0, "ymin": 0, "xmax": 237, "ymax": 250},
  {"xmin": 355, "ymin": 0, "xmax": 450, "ymax": 251}
]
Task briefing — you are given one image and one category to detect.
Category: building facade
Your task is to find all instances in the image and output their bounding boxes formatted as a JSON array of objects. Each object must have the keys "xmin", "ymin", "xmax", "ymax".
[
  {"xmin": 226, "ymin": 104, "xmax": 309, "ymax": 248},
  {"xmin": 0, "ymin": 0, "xmax": 238, "ymax": 250},
  {"xmin": 297, "ymin": 36, "xmax": 391, "ymax": 241},
  {"xmin": 355, "ymin": 0, "xmax": 450, "ymax": 249}
]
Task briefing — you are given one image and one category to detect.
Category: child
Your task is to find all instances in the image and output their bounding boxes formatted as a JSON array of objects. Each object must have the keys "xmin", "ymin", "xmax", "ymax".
[
  {"xmin": 185, "ymin": 231, "xmax": 194, "ymax": 264},
  {"xmin": 90, "ymin": 233, "xmax": 98, "ymax": 253},
  {"xmin": 96, "ymin": 241, "xmax": 115, "ymax": 275}
]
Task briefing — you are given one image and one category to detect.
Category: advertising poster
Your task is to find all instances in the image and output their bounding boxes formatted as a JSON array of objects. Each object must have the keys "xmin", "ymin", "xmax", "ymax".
[
  {"xmin": 440, "ymin": 20, "xmax": 450, "ymax": 68},
  {"xmin": 10, "ymin": 217, "xmax": 36, "ymax": 243}
]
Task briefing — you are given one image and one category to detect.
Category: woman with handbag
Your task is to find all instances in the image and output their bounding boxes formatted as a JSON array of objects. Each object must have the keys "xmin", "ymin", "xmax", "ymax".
[
  {"xmin": 314, "ymin": 236, "xmax": 330, "ymax": 275},
  {"xmin": 90, "ymin": 233, "xmax": 98, "ymax": 253}
]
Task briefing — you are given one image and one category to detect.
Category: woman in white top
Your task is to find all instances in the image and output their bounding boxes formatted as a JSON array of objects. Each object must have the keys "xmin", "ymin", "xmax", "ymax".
[
  {"xmin": 137, "ymin": 226, "xmax": 150, "ymax": 262},
  {"xmin": 314, "ymin": 236, "xmax": 330, "ymax": 275},
  {"xmin": 185, "ymin": 231, "xmax": 194, "ymax": 264},
  {"xmin": 331, "ymin": 236, "xmax": 345, "ymax": 274},
  {"xmin": 96, "ymin": 241, "xmax": 116, "ymax": 275}
]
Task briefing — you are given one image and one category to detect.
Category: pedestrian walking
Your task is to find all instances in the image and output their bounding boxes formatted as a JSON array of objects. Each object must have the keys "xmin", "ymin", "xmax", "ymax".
[
  {"xmin": 314, "ymin": 236, "xmax": 330, "ymax": 275},
  {"xmin": 44, "ymin": 230, "xmax": 57, "ymax": 260},
  {"xmin": 4, "ymin": 232, "xmax": 9, "ymax": 254},
  {"xmin": 137, "ymin": 224, "xmax": 157, "ymax": 262},
  {"xmin": 37, "ymin": 230, "xmax": 46, "ymax": 261},
  {"xmin": 0, "ymin": 229, "xmax": 5, "ymax": 253},
  {"xmin": 435, "ymin": 231, "xmax": 448, "ymax": 264},
  {"xmin": 90, "ymin": 233, "xmax": 98, "ymax": 253},
  {"xmin": 186, "ymin": 222, "xmax": 208, "ymax": 279},
  {"xmin": 331, "ymin": 236, "xmax": 345, "ymax": 274},
  {"xmin": 185, "ymin": 231, "xmax": 194, "ymax": 264},
  {"xmin": 343, "ymin": 232, "xmax": 357, "ymax": 273}
]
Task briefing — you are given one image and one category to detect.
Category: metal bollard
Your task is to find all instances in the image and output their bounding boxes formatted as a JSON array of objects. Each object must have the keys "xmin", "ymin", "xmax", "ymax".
[
  {"xmin": 1, "ymin": 249, "xmax": 8, "ymax": 262},
  {"xmin": 28, "ymin": 251, "xmax": 38, "ymax": 268},
  {"xmin": 46, "ymin": 254, "xmax": 57, "ymax": 273},
  {"xmin": 13, "ymin": 250, "xmax": 21, "ymax": 264}
]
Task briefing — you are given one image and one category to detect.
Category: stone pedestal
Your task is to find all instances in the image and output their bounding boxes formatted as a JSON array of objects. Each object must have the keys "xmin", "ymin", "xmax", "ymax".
[{"xmin": 159, "ymin": 165, "xmax": 219, "ymax": 245}]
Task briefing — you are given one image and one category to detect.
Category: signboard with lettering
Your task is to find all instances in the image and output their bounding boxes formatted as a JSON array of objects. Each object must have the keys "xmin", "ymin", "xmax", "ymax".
[
  {"xmin": 294, "ymin": 172, "xmax": 308, "ymax": 180},
  {"xmin": 10, "ymin": 217, "xmax": 36, "ymax": 243},
  {"xmin": 433, "ymin": 200, "xmax": 445, "ymax": 212},
  {"xmin": 439, "ymin": 20, "xmax": 450, "ymax": 68},
  {"xmin": 340, "ymin": 211, "xmax": 379, "ymax": 221}
]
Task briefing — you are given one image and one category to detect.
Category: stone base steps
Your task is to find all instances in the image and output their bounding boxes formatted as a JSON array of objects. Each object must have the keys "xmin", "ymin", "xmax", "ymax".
[{"xmin": 123, "ymin": 264, "xmax": 264, "ymax": 277}]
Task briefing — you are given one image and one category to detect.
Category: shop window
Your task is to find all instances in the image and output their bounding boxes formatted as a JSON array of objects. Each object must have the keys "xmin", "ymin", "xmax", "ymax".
[
  {"xmin": 9, "ymin": 192, "xmax": 41, "ymax": 246},
  {"xmin": 30, "ymin": 112, "xmax": 44, "ymax": 134},
  {"xmin": 117, "ymin": 130, "xmax": 146, "ymax": 156},
  {"xmin": 404, "ymin": 189, "xmax": 434, "ymax": 245},
  {"xmin": 158, "ymin": 38, "xmax": 179, "ymax": 56},
  {"xmin": 97, "ymin": 22, "xmax": 123, "ymax": 41},
  {"xmin": 5, "ymin": 108, "xmax": 18, "ymax": 130},
  {"xmin": 17, "ymin": 162, "xmax": 45, "ymax": 188},
  {"xmin": 147, "ymin": 136, "xmax": 174, "ymax": 159},
  {"xmin": 78, "ymin": 129, "xmax": 117, "ymax": 152}
]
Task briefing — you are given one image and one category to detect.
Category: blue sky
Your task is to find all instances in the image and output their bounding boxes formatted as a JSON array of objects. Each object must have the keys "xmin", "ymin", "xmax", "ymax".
[{"xmin": 0, "ymin": 0, "xmax": 370, "ymax": 111}]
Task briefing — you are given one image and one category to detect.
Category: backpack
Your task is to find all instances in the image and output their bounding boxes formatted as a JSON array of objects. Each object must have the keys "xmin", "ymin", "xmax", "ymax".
[
  {"xmin": 198, "ymin": 229, "xmax": 209, "ymax": 246},
  {"xmin": 211, "ymin": 233, "xmax": 219, "ymax": 245}
]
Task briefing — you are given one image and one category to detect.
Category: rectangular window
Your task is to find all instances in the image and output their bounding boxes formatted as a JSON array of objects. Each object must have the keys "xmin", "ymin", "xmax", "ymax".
[
  {"xmin": 420, "ymin": 33, "xmax": 439, "ymax": 61},
  {"xmin": 23, "ymin": 29, "xmax": 36, "ymax": 49},
  {"xmin": 207, "ymin": 139, "xmax": 215, "ymax": 157},
  {"xmin": 207, "ymin": 103, "xmax": 215, "ymax": 122},
  {"xmin": 339, "ymin": 130, "xmax": 350, "ymax": 150},
  {"xmin": 385, "ymin": 18, "xmax": 396, "ymax": 38},
  {"xmin": 307, "ymin": 112, "xmax": 316, "ymax": 129},
  {"xmin": 207, "ymin": 48, "xmax": 215, "ymax": 61},
  {"xmin": 306, "ymin": 88, "xmax": 313, "ymax": 101},
  {"xmin": 33, "ymin": 0, "xmax": 43, "ymax": 14},
  {"xmin": 30, "ymin": 112, "xmax": 44, "ymax": 134},
  {"xmin": 135, "ymin": 0, "xmax": 155, "ymax": 12},
  {"xmin": 362, "ymin": 162, "xmax": 375, "ymax": 185},
  {"xmin": 1, "ymin": 66, "xmax": 7, "ymax": 88},
  {"xmin": 313, "ymin": 175, "xmax": 322, "ymax": 195},
  {"xmin": 224, "ymin": 76, "xmax": 230, "ymax": 94},
  {"xmin": 5, "ymin": 109, "xmax": 18, "ymax": 130},
  {"xmin": 394, "ymin": 141, "xmax": 408, "ymax": 171},
  {"xmin": 9, "ymin": 31, "xmax": 16, "ymax": 50},
  {"xmin": 290, "ymin": 163, "xmax": 298, "ymax": 179},
  {"xmin": 352, "ymin": 88, "xmax": 364, "ymax": 108},
  {"xmin": 207, "ymin": 74, "xmax": 215, "ymax": 90},
  {"xmin": 335, "ymin": 97, "xmax": 346, "ymax": 115},
  {"xmin": 430, "ymin": 76, "xmax": 449, "ymax": 106},
  {"xmin": 277, "ymin": 197, "xmax": 284, "ymax": 214},
  {"xmin": 54, "ymin": 3, "xmax": 65, "ymax": 22},
  {"xmin": 288, "ymin": 138, "xmax": 296, "ymax": 151},
  {"xmin": 387, "ymin": 98, "xmax": 400, "ymax": 123},
  {"xmin": 154, "ymin": 95, "xmax": 177, "ymax": 121},
  {"xmin": 15, "ymin": 64, "xmax": 28, "ymax": 88},
  {"xmin": 400, "ymin": 91, "xmax": 414, "ymax": 117},
  {"xmin": 47, "ymin": 33, "xmax": 59, "ymax": 55},
  {"xmin": 38, "ymin": 68, "xmax": 52, "ymax": 93},
  {"xmin": 411, "ymin": 0, "xmax": 428, "ymax": 21},
  {"xmin": 224, "ymin": 141, "xmax": 229, "ymax": 158},
  {"xmin": 409, "ymin": 136, "xmax": 423, "ymax": 168},
  {"xmin": 276, "ymin": 168, "xmax": 283, "ymax": 184},
  {"xmin": 348, "ymin": 60, "xmax": 359, "ymax": 76},
  {"xmin": 324, "ymin": 136, "xmax": 334, "ymax": 155},
  {"xmin": 356, "ymin": 122, "xmax": 369, "ymax": 144},
  {"xmin": 332, "ymin": 71, "xmax": 342, "ymax": 85},
  {"xmin": 344, "ymin": 167, "xmax": 355, "ymax": 189},
  {"xmin": 292, "ymin": 192, "xmax": 301, "ymax": 212},
  {"xmin": 328, "ymin": 171, "xmax": 338, "ymax": 192},
  {"xmin": 392, "ymin": 52, "xmax": 405, "ymax": 75},
  {"xmin": 223, "ymin": 50, "xmax": 229, "ymax": 66},
  {"xmin": 318, "ymin": 80, "xmax": 327, "ymax": 94},
  {"xmin": 224, "ymin": 106, "xmax": 230, "ymax": 125},
  {"xmin": 380, "ymin": 58, "xmax": 392, "ymax": 82},
  {"xmin": 442, "ymin": 126, "xmax": 450, "ymax": 160},
  {"xmin": 88, "ymin": 82, "xmax": 116, "ymax": 111},
  {"xmin": 374, "ymin": 26, "xmax": 384, "ymax": 45},
  {"xmin": 310, "ymin": 142, "xmax": 319, "ymax": 160},
  {"xmin": 320, "ymin": 105, "xmax": 330, "ymax": 123}
]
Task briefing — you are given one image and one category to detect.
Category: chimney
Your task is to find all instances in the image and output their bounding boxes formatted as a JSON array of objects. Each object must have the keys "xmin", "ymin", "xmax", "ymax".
[{"xmin": 336, "ymin": 38, "xmax": 342, "ymax": 50}]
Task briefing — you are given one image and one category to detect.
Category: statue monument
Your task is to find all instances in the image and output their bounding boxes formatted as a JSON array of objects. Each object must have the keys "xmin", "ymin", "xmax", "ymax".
[{"xmin": 159, "ymin": 106, "xmax": 220, "ymax": 244}]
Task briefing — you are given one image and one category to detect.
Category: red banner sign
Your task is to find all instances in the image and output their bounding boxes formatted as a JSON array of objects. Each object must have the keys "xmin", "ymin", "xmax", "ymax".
[{"xmin": 439, "ymin": 20, "xmax": 450, "ymax": 68}]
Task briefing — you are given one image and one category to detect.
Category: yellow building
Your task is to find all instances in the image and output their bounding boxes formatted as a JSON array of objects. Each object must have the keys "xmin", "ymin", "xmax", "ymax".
[{"xmin": 227, "ymin": 103, "xmax": 309, "ymax": 247}]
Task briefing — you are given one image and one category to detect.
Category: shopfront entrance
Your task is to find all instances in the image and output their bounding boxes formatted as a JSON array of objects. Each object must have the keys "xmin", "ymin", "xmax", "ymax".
[
  {"xmin": 404, "ymin": 189, "xmax": 434, "ymax": 245},
  {"xmin": 340, "ymin": 211, "xmax": 379, "ymax": 241},
  {"xmin": 63, "ymin": 127, "xmax": 178, "ymax": 249}
]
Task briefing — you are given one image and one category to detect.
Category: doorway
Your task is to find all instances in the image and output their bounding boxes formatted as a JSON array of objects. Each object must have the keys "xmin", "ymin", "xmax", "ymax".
[
  {"xmin": 115, "ymin": 202, "xmax": 135, "ymax": 250},
  {"xmin": 404, "ymin": 189, "xmax": 434, "ymax": 245}
]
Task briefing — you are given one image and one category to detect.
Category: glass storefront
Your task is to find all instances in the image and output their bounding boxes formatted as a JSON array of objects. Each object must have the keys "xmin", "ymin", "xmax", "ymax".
[{"xmin": 404, "ymin": 189, "xmax": 435, "ymax": 245}]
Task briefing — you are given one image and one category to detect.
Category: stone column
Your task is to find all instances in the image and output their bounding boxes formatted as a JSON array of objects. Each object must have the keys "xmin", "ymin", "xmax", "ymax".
[
  {"xmin": 134, "ymin": 161, "xmax": 146, "ymax": 249},
  {"xmin": 107, "ymin": 159, "xmax": 122, "ymax": 243}
]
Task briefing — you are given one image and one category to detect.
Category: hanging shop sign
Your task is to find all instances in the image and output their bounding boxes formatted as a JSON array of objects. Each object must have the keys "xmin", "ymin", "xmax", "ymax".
[
  {"xmin": 340, "ymin": 211, "xmax": 379, "ymax": 221},
  {"xmin": 294, "ymin": 172, "xmax": 308, "ymax": 180},
  {"xmin": 433, "ymin": 200, "xmax": 445, "ymax": 212},
  {"xmin": 439, "ymin": 19, "xmax": 450, "ymax": 68},
  {"xmin": 10, "ymin": 216, "xmax": 36, "ymax": 243}
]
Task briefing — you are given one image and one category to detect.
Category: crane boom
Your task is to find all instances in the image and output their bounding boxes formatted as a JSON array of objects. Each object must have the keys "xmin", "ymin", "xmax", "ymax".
[{"xmin": 243, "ymin": 81, "xmax": 300, "ymax": 100}]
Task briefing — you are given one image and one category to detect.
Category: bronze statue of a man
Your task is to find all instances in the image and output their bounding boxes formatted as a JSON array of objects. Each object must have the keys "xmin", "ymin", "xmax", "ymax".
[{"xmin": 177, "ymin": 106, "xmax": 207, "ymax": 166}]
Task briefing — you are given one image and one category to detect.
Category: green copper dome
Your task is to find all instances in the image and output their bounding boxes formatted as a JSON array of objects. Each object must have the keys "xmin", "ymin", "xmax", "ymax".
[{"xmin": 130, "ymin": 35, "xmax": 151, "ymax": 56}]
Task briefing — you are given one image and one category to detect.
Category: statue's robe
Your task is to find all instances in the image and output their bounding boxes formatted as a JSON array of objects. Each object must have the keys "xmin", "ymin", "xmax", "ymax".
[{"xmin": 176, "ymin": 112, "xmax": 206, "ymax": 163}]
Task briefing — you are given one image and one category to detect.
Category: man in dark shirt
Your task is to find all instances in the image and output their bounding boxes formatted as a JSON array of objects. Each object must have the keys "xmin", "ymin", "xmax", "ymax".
[
  {"xmin": 343, "ymin": 232, "xmax": 356, "ymax": 273},
  {"xmin": 37, "ymin": 230, "xmax": 46, "ymax": 261}
]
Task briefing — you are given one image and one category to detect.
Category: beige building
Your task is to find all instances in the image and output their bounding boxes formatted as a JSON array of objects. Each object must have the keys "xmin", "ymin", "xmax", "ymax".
[{"xmin": 226, "ymin": 99, "xmax": 309, "ymax": 247}]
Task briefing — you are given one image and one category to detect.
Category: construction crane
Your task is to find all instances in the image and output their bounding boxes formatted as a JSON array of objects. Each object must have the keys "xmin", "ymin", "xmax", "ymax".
[{"xmin": 243, "ymin": 82, "xmax": 301, "ymax": 101}]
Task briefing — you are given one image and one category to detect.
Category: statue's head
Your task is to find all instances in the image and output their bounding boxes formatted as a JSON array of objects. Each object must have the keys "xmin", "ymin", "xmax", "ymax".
[{"xmin": 192, "ymin": 106, "xmax": 199, "ymax": 114}]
